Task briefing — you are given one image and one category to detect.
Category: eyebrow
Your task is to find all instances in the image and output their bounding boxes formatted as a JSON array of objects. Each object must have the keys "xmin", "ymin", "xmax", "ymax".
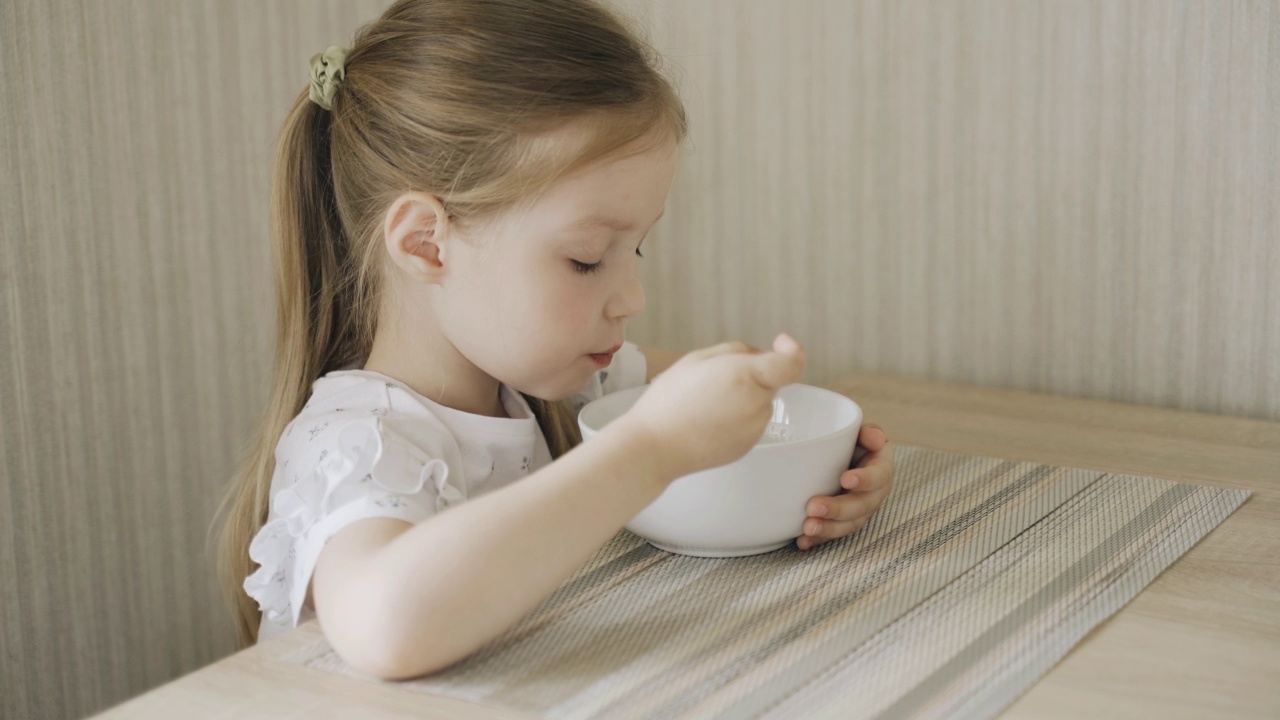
[{"xmin": 566, "ymin": 209, "xmax": 665, "ymax": 234}]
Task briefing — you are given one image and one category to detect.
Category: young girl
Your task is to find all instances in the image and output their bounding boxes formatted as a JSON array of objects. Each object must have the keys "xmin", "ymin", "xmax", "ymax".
[{"xmin": 217, "ymin": 0, "xmax": 894, "ymax": 680}]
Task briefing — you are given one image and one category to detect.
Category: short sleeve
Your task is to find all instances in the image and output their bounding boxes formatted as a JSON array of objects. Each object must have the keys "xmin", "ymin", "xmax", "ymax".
[
  {"xmin": 244, "ymin": 417, "xmax": 460, "ymax": 631},
  {"xmin": 567, "ymin": 340, "xmax": 648, "ymax": 414}
]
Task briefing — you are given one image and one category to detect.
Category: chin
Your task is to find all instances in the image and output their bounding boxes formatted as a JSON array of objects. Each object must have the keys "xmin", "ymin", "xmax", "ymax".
[{"xmin": 508, "ymin": 364, "xmax": 595, "ymax": 402}]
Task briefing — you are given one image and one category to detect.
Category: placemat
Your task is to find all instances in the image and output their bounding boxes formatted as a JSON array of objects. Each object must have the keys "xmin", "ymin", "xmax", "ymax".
[{"xmin": 283, "ymin": 446, "xmax": 1249, "ymax": 719}]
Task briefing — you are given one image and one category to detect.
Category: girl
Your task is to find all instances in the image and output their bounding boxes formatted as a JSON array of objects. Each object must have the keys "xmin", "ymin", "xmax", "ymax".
[{"xmin": 216, "ymin": 0, "xmax": 895, "ymax": 681}]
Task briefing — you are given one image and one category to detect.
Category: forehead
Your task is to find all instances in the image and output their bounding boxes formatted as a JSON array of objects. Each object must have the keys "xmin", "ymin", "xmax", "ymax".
[
  {"xmin": 563, "ymin": 213, "xmax": 645, "ymax": 234},
  {"xmin": 524, "ymin": 138, "xmax": 678, "ymax": 231}
]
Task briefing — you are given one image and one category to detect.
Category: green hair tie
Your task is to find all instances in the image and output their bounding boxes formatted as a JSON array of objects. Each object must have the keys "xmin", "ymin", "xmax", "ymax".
[{"xmin": 308, "ymin": 45, "xmax": 349, "ymax": 111}]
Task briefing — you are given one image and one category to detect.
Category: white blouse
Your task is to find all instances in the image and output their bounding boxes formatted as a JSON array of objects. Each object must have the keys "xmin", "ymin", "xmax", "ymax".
[{"xmin": 246, "ymin": 342, "xmax": 648, "ymax": 641}]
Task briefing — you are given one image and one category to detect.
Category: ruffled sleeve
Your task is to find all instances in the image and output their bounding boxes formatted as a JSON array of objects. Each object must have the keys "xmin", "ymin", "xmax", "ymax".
[{"xmin": 244, "ymin": 417, "xmax": 461, "ymax": 630}]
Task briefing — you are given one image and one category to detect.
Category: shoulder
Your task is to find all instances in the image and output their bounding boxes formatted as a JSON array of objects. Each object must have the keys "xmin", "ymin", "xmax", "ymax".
[
  {"xmin": 245, "ymin": 371, "xmax": 466, "ymax": 629},
  {"xmin": 277, "ymin": 371, "xmax": 461, "ymax": 470},
  {"xmin": 271, "ymin": 371, "xmax": 468, "ymax": 520},
  {"xmin": 280, "ymin": 371, "xmax": 394, "ymax": 439}
]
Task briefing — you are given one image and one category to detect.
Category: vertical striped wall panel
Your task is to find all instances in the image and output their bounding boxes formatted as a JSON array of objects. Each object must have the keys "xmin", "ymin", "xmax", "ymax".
[
  {"xmin": 0, "ymin": 3, "xmax": 386, "ymax": 718},
  {"xmin": 619, "ymin": 0, "xmax": 1278, "ymax": 420}
]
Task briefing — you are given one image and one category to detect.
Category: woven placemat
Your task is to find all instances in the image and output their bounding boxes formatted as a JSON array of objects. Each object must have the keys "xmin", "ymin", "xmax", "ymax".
[{"xmin": 283, "ymin": 446, "xmax": 1249, "ymax": 719}]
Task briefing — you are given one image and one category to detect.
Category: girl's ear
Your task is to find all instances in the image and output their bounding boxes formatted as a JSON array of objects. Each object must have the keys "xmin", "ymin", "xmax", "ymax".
[{"xmin": 382, "ymin": 191, "xmax": 452, "ymax": 284}]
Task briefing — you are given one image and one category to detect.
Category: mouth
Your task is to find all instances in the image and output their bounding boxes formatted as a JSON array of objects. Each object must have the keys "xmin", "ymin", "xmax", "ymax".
[{"xmin": 588, "ymin": 343, "xmax": 622, "ymax": 366}]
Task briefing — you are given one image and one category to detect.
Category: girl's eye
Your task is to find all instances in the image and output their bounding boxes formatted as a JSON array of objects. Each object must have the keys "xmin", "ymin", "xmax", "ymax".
[{"xmin": 571, "ymin": 248, "xmax": 644, "ymax": 275}]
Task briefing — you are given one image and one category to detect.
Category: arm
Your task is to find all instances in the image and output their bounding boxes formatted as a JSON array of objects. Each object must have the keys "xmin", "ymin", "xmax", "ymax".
[
  {"xmin": 311, "ymin": 416, "xmax": 671, "ymax": 680},
  {"xmin": 640, "ymin": 346, "xmax": 686, "ymax": 383}
]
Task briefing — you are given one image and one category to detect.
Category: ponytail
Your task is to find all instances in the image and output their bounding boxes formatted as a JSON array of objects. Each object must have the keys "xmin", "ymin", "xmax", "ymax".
[
  {"xmin": 212, "ymin": 94, "xmax": 374, "ymax": 648},
  {"xmin": 525, "ymin": 395, "xmax": 584, "ymax": 459}
]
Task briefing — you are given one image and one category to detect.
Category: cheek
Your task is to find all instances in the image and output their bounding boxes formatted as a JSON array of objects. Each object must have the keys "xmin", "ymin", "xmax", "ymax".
[
  {"xmin": 554, "ymin": 281, "xmax": 603, "ymax": 336},
  {"xmin": 483, "ymin": 264, "xmax": 584, "ymax": 345},
  {"xmin": 529, "ymin": 266, "xmax": 595, "ymax": 325}
]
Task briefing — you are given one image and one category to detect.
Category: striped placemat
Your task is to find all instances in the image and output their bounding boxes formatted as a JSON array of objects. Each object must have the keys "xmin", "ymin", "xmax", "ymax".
[{"xmin": 283, "ymin": 446, "xmax": 1249, "ymax": 719}]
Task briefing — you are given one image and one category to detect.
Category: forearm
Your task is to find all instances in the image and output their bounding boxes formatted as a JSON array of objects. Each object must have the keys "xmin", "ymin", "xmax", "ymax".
[{"xmin": 367, "ymin": 418, "xmax": 670, "ymax": 678}]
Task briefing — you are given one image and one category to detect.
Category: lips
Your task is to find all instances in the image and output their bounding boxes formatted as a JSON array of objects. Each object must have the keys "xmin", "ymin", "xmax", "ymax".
[{"xmin": 588, "ymin": 343, "xmax": 622, "ymax": 366}]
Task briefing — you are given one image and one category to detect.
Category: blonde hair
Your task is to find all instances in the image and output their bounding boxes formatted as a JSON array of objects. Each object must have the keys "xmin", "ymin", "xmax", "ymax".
[{"xmin": 213, "ymin": 0, "xmax": 686, "ymax": 649}]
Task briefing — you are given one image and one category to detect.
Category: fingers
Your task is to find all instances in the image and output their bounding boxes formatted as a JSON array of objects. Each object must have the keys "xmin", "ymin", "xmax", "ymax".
[
  {"xmin": 858, "ymin": 423, "xmax": 889, "ymax": 452},
  {"xmin": 798, "ymin": 443, "xmax": 896, "ymax": 552},
  {"xmin": 797, "ymin": 491, "xmax": 883, "ymax": 550},
  {"xmin": 689, "ymin": 340, "xmax": 757, "ymax": 359},
  {"xmin": 686, "ymin": 335, "xmax": 804, "ymax": 391},
  {"xmin": 843, "ymin": 454, "xmax": 893, "ymax": 493},
  {"xmin": 850, "ymin": 423, "xmax": 888, "ymax": 468},
  {"xmin": 797, "ymin": 516, "xmax": 870, "ymax": 551},
  {"xmin": 750, "ymin": 334, "xmax": 806, "ymax": 389},
  {"xmin": 806, "ymin": 482, "xmax": 887, "ymax": 523},
  {"xmin": 772, "ymin": 333, "xmax": 799, "ymax": 355}
]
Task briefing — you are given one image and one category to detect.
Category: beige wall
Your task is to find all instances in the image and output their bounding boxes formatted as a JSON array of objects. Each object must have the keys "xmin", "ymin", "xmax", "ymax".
[
  {"xmin": 618, "ymin": 0, "xmax": 1278, "ymax": 419},
  {"xmin": 1, "ymin": 1, "xmax": 1275, "ymax": 718},
  {"xmin": 0, "ymin": 3, "xmax": 388, "ymax": 718}
]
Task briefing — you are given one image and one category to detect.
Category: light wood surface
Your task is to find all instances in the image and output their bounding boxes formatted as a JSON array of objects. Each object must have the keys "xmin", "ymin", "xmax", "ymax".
[
  {"xmin": 829, "ymin": 374, "xmax": 1280, "ymax": 720},
  {"xmin": 91, "ymin": 374, "xmax": 1280, "ymax": 719}
]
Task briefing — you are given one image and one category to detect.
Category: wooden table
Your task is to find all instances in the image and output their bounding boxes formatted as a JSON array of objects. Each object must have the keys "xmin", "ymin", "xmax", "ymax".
[{"xmin": 94, "ymin": 374, "xmax": 1280, "ymax": 719}]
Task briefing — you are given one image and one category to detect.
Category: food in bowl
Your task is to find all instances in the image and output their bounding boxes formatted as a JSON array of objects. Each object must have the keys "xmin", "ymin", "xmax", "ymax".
[{"xmin": 578, "ymin": 383, "xmax": 862, "ymax": 557}]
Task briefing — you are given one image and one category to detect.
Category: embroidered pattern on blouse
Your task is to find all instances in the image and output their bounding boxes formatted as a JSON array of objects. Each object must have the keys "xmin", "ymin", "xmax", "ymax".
[
  {"xmin": 244, "ymin": 417, "xmax": 460, "ymax": 627},
  {"xmin": 244, "ymin": 358, "xmax": 641, "ymax": 629}
]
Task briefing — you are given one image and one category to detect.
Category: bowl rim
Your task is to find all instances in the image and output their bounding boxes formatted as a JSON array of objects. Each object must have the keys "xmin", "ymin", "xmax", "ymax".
[{"xmin": 577, "ymin": 382, "xmax": 863, "ymax": 453}]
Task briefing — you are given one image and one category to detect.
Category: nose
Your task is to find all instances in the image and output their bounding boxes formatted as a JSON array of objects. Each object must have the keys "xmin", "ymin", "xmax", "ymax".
[{"xmin": 606, "ymin": 267, "xmax": 646, "ymax": 321}]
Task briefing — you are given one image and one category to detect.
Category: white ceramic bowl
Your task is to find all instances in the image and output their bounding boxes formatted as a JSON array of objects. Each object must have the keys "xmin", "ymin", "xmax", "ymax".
[{"xmin": 578, "ymin": 383, "xmax": 862, "ymax": 557}]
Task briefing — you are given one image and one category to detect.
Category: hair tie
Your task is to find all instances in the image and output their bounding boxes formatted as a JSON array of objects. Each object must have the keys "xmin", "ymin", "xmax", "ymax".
[{"xmin": 308, "ymin": 45, "xmax": 349, "ymax": 111}]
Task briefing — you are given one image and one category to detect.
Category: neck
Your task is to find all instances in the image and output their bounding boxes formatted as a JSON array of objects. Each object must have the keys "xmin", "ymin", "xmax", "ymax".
[{"xmin": 362, "ymin": 302, "xmax": 508, "ymax": 419}]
